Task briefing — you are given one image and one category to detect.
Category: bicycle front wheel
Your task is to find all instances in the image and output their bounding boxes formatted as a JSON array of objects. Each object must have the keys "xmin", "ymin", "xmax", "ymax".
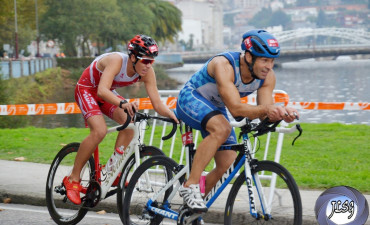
[
  {"xmin": 45, "ymin": 143, "xmax": 95, "ymax": 225},
  {"xmin": 121, "ymin": 155, "xmax": 185, "ymax": 225},
  {"xmin": 224, "ymin": 160, "xmax": 302, "ymax": 225},
  {"xmin": 116, "ymin": 146, "xmax": 165, "ymax": 219}
]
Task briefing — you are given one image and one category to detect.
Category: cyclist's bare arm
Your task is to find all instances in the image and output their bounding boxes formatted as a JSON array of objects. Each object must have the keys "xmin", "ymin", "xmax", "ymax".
[
  {"xmin": 97, "ymin": 54, "xmax": 137, "ymax": 116},
  {"xmin": 257, "ymin": 72, "xmax": 299, "ymax": 122},
  {"xmin": 141, "ymin": 69, "xmax": 179, "ymax": 123},
  {"xmin": 209, "ymin": 57, "xmax": 270, "ymax": 120}
]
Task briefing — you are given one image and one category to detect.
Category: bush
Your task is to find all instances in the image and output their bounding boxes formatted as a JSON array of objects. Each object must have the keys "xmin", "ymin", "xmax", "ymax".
[
  {"xmin": 56, "ymin": 57, "xmax": 94, "ymax": 69},
  {"xmin": 0, "ymin": 67, "xmax": 77, "ymax": 128}
]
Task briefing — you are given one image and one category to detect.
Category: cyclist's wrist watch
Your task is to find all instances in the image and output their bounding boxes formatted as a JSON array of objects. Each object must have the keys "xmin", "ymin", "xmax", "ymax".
[{"xmin": 119, "ymin": 99, "xmax": 128, "ymax": 108}]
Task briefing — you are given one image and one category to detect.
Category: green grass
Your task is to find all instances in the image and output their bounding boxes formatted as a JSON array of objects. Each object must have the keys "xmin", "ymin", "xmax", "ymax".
[{"xmin": 0, "ymin": 123, "xmax": 369, "ymax": 193}]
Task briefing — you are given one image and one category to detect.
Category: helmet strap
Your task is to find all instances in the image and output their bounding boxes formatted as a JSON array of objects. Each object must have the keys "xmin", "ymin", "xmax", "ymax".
[
  {"xmin": 244, "ymin": 51, "xmax": 258, "ymax": 80},
  {"xmin": 130, "ymin": 54, "xmax": 139, "ymax": 73}
]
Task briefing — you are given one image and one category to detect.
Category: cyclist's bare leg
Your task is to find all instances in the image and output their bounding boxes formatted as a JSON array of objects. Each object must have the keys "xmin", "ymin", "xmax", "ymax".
[
  {"xmin": 185, "ymin": 114, "xmax": 231, "ymax": 186},
  {"xmin": 112, "ymin": 107, "xmax": 134, "ymax": 150},
  {"xmin": 69, "ymin": 115, "xmax": 107, "ymax": 182},
  {"xmin": 204, "ymin": 150, "xmax": 237, "ymax": 195}
]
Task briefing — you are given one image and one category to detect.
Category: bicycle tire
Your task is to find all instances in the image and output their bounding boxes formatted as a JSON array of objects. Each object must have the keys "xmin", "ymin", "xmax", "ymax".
[
  {"xmin": 45, "ymin": 142, "xmax": 95, "ymax": 225},
  {"xmin": 121, "ymin": 155, "xmax": 185, "ymax": 225},
  {"xmin": 224, "ymin": 160, "xmax": 302, "ymax": 225},
  {"xmin": 116, "ymin": 146, "xmax": 165, "ymax": 221}
]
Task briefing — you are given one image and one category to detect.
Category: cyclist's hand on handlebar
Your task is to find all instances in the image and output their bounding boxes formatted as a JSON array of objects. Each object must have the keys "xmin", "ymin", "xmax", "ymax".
[
  {"xmin": 168, "ymin": 111, "xmax": 179, "ymax": 124},
  {"xmin": 266, "ymin": 105, "xmax": 299, "ymax": 122},
  {"xmin": 283, "ymin": 106, "xmax": 299, "ymax": 122},
  {"xmin": 122, "ymin": 101, "xmax": 138, "ymax": 118}
]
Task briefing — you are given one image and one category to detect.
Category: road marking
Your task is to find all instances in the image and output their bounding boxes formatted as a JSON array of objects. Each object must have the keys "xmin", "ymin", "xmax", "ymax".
[{"xmin": 0, "ymin": 204, "xmax": 120, "ymax": 220}]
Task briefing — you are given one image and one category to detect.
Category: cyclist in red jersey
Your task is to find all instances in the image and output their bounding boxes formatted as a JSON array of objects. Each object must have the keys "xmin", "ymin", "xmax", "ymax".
[{"xmin": 64, "ymin": 35, "xmax": 179, "ymax": 205}]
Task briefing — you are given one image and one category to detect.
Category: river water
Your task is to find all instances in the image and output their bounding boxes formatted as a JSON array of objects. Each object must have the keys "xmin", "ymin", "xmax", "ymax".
[{"xmin": 166, "ymin": 58, "xmax": 370, "ymax": 125}]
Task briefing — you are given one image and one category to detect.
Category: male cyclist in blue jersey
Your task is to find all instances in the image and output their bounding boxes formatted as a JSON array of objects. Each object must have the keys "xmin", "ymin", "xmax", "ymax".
[{"xmin": 176, "ymin": 29, "xmax": 299, "ymax": 212}]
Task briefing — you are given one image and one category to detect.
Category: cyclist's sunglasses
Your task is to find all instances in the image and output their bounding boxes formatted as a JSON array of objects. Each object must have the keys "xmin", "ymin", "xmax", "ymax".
[{"xmin": 137, "ymin": 56, "xmax": 155, "ymax": 65}]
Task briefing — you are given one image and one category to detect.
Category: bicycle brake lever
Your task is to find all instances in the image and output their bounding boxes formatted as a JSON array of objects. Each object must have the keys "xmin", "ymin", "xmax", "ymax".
[{"xmin": 292, "ymin": 124, "xmax": 302, "ymax": 146}]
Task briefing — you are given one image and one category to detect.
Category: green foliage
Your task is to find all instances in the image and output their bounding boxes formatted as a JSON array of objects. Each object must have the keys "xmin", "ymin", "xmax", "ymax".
[
  {"xmin": 39, "ymin": 0, "xmax": 182, "ymax": 56},
  {"xmin": 0, "ymin": 73, "xmax": 7, "ymax": 104},
  {"xmin": 147, "ymin": 0, "xmax": 182, "ymax": 44},
  {"xmin": 0, "ymin": 67, "xmax": 76, "ymax": 128},
  {"xmin": 249, "ymin": 8, "xmax": 291, "ymax": 29},
  {"xmin": 56, "ymin": 57, "xmax": 93, "ymax": 69},
  {"xmin": 0, "ymin": 63, "xmax": 179, "ymax": 127},
  {"xmin": 0, "ymin": 72, "xmax": 29, "ymax": 128},
  {"xmin": 0, "ymin": 0, "xmax": 46, "ymax": 56}
]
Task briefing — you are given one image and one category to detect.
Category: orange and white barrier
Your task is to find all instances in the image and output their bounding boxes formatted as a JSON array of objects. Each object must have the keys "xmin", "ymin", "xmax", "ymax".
[
  {"xmin": 0, "ymin": 93, "xmax": 368, "ymax": 116},
  {"xmin": 287, "ymin": 102, "xmax": 370, "ymax": 111}
]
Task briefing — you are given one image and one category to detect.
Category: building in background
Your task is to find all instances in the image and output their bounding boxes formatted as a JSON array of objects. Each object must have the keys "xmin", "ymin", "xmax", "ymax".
[
  {"xmin": 169, "ymin": 0, "xmax": 224, "ymax": 51},
  {"xmin": 164, "ymin": 0, "xmax": 369, "ymax": 52}
]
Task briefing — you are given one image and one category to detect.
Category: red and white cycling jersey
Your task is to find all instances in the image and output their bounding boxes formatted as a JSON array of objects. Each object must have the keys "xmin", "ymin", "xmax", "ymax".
[
  {"xmin": 77, "ymin": 52, "xmax": 140, "ymax": 89},
  {"xmin": 75, "ymin": 52, "xmax": 140, "ymax": 121}
]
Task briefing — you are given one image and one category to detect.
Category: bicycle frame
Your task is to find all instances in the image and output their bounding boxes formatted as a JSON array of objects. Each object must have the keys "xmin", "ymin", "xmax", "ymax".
[
  {"xmin": 145, "ymin": 119, "xmax": 301, "ymax": 222},
  {"xmin": 89, "ymin": 111, "xmax": 177, "ymax": 201},
  {"xmin": 90, "ymin": 123, "xmax": 139, "ymax": 200}
]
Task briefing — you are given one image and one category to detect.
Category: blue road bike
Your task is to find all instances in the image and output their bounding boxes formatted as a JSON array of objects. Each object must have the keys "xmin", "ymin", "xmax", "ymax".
[{"xmin": 120, "ymin": 118, "xmax": 303, "ymax": 225}]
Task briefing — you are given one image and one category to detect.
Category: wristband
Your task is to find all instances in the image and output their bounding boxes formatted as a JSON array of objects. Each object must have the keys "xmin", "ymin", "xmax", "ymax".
[{"xmin": 119, "ymin": 99, "xmax": 128, "ymax": 108}]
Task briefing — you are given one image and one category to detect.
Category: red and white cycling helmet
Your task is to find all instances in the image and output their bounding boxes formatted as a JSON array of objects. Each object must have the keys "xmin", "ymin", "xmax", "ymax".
[{"xmin": 127, "ymin": 35, "xmax": 159, "ymax": 58}]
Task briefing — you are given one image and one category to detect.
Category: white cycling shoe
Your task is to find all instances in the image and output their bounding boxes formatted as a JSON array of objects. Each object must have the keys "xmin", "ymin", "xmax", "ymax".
[{"xmin": 179, "ymin": 184, "xmax": 208, "ymax": 213}]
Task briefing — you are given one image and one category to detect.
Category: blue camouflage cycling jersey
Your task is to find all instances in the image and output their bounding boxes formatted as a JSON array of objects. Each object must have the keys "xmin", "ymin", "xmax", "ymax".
[{"xmin": 176, "ymin": 51, "xmax": 264, "ymax": 148}]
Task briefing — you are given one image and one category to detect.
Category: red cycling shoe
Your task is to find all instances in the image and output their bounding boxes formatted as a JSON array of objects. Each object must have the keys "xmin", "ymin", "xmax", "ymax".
[{"xmin": 63, "ymin": 176, "xmax": 82, "ymax": 205}]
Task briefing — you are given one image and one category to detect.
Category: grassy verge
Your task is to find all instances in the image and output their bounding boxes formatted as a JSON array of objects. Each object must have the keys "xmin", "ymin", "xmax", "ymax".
[{"xmin": 0, "ymin": 123, "xmax": 369, "ymax": 193}]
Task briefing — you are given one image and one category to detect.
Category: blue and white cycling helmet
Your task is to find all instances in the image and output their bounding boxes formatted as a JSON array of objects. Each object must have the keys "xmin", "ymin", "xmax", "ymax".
[{"xmin": 241, "ymin": 29, "xmax": 280, "ymax": 58}]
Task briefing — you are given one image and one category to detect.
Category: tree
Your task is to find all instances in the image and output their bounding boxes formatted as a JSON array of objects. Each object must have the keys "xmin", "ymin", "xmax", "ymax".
[
  {"xmin": 116, "ymin": 0, "xmax": 155, "ymax": 42},
  {"xmin": 0, "ymin": 0, "xmax": 46, "ymax": 57},
  {"xmin": 270, "ymin": 10, "xmax": 291, "ymax": 29},
  {"xmin": 147, "ymin": 0, "xmax": 182, "ymax": 43},
  {"xmin": 249, "ymin": 8, "xmax": 272, "ymax": 28},
  {"xmin": 249, "ymin": 8, "xmax": 291, "ymax": 29},
  {"xmin": 40, "ymin": 0, "xmax": 182, "ymax": 56}
]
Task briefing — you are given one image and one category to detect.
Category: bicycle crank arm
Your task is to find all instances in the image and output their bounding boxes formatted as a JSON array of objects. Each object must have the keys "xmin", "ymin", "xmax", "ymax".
[{"xmin": 184, "ymin": 213, "xmax": 203, "ymax": 225}]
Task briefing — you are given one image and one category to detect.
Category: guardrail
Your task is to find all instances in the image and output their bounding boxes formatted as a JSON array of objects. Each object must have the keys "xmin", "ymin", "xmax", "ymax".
[{"xmin": 0, "ymin": 58, "xmax": 55, "ymax": 79}]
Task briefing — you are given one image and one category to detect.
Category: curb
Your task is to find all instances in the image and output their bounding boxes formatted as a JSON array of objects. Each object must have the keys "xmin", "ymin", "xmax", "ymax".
[{"xmin": 0, "ymin": 191, "xmax": 318, "ymax": 225}]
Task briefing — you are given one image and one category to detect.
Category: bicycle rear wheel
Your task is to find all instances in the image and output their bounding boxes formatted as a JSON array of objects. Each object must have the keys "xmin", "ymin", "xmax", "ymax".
[
  {"xmin": 45, "ymin": 143, "xmax": 95, "ymax": 225},
  {"xmin": 121, "ymin": 155, "xmax": 185, "ymax": 225},
  {"xmin": 224, "ymin": 160, "xmax": 302, "ymax": 225}
]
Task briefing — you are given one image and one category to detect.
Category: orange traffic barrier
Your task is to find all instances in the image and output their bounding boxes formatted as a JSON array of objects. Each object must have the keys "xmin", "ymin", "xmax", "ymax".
[{"xmin": 0, "ymin": 93, "xmax": 368, "ymax": 116}]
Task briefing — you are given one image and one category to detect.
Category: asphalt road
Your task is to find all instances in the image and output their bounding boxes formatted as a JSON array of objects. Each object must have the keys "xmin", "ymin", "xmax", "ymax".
[{"xmin": 0, "ymin": 203, "xmax": 222, "ymax": 225}]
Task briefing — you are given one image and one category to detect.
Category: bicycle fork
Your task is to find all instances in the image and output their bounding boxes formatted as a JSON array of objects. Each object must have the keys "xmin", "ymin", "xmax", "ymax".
[{"xmin": 243, "ymin": 140, "xmax": 272, "ymax": 220}]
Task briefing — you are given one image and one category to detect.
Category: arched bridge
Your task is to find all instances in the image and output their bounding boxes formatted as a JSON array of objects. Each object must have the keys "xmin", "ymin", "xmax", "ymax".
[
  {"xmin": 180, "ymin": 28, "xmax": 370, "ymax": 63},
  {"xmin": 273, "ymin": 28, "xmax": 370, "ymax": 45}
]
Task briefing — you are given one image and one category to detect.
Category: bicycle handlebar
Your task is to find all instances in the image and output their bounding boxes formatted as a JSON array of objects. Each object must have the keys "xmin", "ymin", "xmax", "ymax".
[
  {"xmin": 113, "ymin": 112, "xmax": 178, "ymax": 140},
  {"xmin": 116, "ymin": 112, "xmax": 132, "ymax": 131},
  {"xmin": 134, "ymin": 112, "xmax": 178, "ymax": 141},
  {"xmin": 231, "ymin": 117, "xmax": 303, "ymax": 145}
]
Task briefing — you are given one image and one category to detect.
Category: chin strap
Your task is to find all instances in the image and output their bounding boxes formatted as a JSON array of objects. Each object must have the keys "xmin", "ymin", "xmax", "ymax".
[
  {"xmin": 130, "ymin": 54, "xmax": 139, "ymax": 73},
  {"xmin": 244, "ymin": 51, "xmax": 258, "ymax": 80}
]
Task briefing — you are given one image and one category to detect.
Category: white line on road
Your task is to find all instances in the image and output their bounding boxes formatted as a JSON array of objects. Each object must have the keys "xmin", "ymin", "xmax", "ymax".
[{"xmin": 0, "ymin": 204, "xmax": 120, "ymax": 221}]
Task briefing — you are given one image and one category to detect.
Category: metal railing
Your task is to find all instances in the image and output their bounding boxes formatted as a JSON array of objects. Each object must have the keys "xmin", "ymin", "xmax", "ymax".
[{"xmin": 0, "ymin": 58, "xmax": 55, "ymax": 79}]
